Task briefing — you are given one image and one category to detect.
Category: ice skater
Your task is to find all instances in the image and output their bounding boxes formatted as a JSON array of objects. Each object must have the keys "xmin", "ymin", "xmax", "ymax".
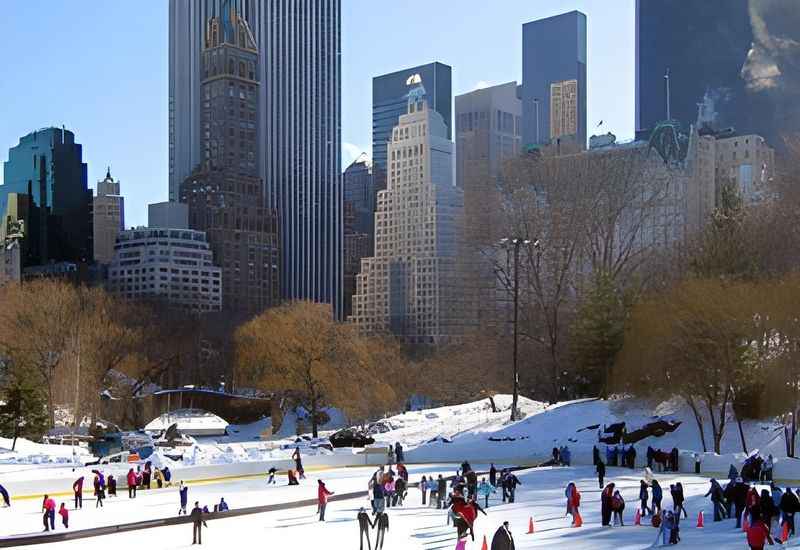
[
  {"xmin": 317, "ymin": 479, "xmax": 334, "ymax": 521},
  {"xmin": 375, "ymin": 511, "xmax": 389, "ymax": 550},
  {"xmin": 267, "ymin": 467, "xmax": 277, "ymax": 484},
  {"xmin": 191, "ymin": 501, "xmax": 207, "ymax": 545},
  {"xmin": 357, "ymin": 507, "xmax": 374, "ymax": 550},
  {"xmin": 179, "ymin": 481, "xmax": 189, "ymax": 515},
  {"xmin": 72, "ymin": 476, "xmax": 83, "ymax": 509},
  {"xmin": 58, "ymin": 503, "xmax": 69, "ymax": 528},
  {"xmin": 0, "ymin": 483, "xmax": 10, "ymax": 507},
  {"xmin": 292, "ymin": 447, "xmax": 305, "ymax": 479}
]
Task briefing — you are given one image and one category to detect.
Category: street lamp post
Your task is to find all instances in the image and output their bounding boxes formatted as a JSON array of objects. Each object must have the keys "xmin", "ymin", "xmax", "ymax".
[{"xmin": 500, "ymin": 237, "xmax": 533, "ymax": 421}]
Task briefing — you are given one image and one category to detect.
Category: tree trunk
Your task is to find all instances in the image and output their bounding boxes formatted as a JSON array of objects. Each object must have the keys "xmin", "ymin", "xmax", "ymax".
[
  {"xmin": 686, "ymin": 397, "xmax": 708, "ymax": 452},
  {"xmin": 736, "ymin": 417, "xmax": 748, "ymax": 455},
  {"xmin": 46, "ymin": 379, "xmax": 55, "ymax": 428},
  {"xmin": 310, "ymin": 398, "xmax": 319, "ymax": 439},
  {"xmin": 488, "ymin": 396, "xmax": 498, "ymax": 413}
]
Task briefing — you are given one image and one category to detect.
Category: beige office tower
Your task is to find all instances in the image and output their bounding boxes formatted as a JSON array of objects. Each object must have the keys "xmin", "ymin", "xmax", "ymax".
[
  {"xmin": 550, "ymin": 79, "xmax": 579, "ymax": 140},
  {"xmin": 351, "ymin": 80, "xmax": 468, "ymax": 346},
  {"xmin": 92, "ymin": 169, "xmax": 124, "ymax": 265}
]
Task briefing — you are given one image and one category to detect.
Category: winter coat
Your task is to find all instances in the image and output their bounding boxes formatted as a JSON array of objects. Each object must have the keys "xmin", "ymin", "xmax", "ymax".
[
  {"xmin": 728, "ymin": 465, "xmax": 739, "ymax": 480},
  {"xmin": 478, "ymin": 481, "xmax": 495, "ymax": 498},
  {"xmin": 732, "ymin": 483, "xmax": 750, "ymax": 507},
  {"xmin": 373, "ymin": 483, "xmax": 384, "ymax": 500},
  {"xmin": 395, "ymin": 478, "xmax": 407, "ymax": 495},
  {"xmin": 652, "ymin": 482, "xmax": 663, "ymax": 502},
  {"xmin": 639, "ymin": 482, "xmax": 649, "ymax": 501},
  {"xmin": 490, "ymin": 525, "xmax": 515, "ymax": 550},
  {"xmin": 489, "ymin": 466, "xmax": 497, "ymax": 485},
  {"xmin": 58, "ymin": 506, "xmax": 68, "ymax": 521},
  {"xmin": 772, "ymin": 487, "xmax": 783, "ymax": 507},
  {"xmin": 437, "ymin": 477, "xmax": 447, "ymax": 494},
  {"xmin": 190, "ymin": 505, "xmax": 204, "ymax": 524},
  {"xmin": 73, "ymin": 477, "xmax": 84, "ymax": 496},
  {"xmin": 746, "ymin": 520, "xmax": 772, "ymax": 547},
  {"xmin": 612, "ymin": 492, "xmax": 625, "ymax": 511},
  {"xmin": 163, "ymin": 468, "xmax": 172, "ymax": 482},
  {"xmin": 318, "ymin": 483, "xmax": 333, "ymax": 505},
  {"xmin": 179, "ymin": 486, "xmax": 189, "ymax": 506},
  {"xmin": 780, "ymin": 490, "xmax": 799, "ymax": 514},
  {"xmin": 126, "ymin": 470, "xmax": 137, "ymax": 487},
  {"xmin": 596, "ymin": 462, "xmax": 606, "ymax": 477},
  {"xmin": 218, "ymin": 500, "xmax": 229, "ymax": 512},
  {"xmin": 43, "ymin": 497, "xmax": 56, "ymax": 511}
]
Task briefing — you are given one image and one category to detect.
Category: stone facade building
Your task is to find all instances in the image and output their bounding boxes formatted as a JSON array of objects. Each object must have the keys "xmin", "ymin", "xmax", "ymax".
[
  {"xmin": 92, "ymin": 169, "xmax": 124, "ymax": 265},
  {"xmin": 351, "ymin": 82, "xmax": 467, "ymax": 346}
]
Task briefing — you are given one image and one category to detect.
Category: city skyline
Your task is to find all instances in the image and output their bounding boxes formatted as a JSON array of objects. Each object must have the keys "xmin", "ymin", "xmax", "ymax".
[{"xmin": 0, "ymin": 0, "xmax": 637, "ymax": 227}]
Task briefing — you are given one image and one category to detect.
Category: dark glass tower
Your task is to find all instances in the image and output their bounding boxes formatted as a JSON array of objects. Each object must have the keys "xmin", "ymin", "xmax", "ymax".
[
  {"xmin": 521, "ymin": 11, "xmax": 587, "ymax": 148},
  {"xmin": 372, "ymin": 62, "xmax": 452, "ymax": 190},
  {"xmin": 635, "ymin": 0, "xmax": 800, "ymax": 150},
  {"xmin": 1, "ymin": 128, "xmax": 92, "ymax": 266}
]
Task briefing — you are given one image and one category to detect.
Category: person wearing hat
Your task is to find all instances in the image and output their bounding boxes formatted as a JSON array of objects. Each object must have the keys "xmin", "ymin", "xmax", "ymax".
[{"xmin": 491, "ymin": 521, "xmax": 515, "ymax": 550}]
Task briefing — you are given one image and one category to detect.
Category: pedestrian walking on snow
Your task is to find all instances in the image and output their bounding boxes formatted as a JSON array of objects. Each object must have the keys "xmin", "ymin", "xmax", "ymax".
[
  {"xmin": 357, "ymin": 507, "xmax": 374, "ymax": 550},
  {"xmin": 490, "ymin": 521, "xmax": 515, "ymax": 550},
  {"xmin": 42, "ymin": 495, "xmax": 56, "ymax": 531},
  {"xmin": 318, "ymin": 480, "xmax": 334, "ymax": 521}
]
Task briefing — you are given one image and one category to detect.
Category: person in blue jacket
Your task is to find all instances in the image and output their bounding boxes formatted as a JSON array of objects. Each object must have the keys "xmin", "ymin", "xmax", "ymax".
[
  {"xmin": 178, "ymin": 481, "xmax": 189, "ymax": 515},
  {"xmin": 477, "ymin": 478, "xmax": 496, "ymax": 508},
  {"xmin": 218, "ymin": 497, "xmax": 229, "ymax": 511},
  {"xmin": 651, "ymin": 479, "xmax": 664, "ymax": 515}
]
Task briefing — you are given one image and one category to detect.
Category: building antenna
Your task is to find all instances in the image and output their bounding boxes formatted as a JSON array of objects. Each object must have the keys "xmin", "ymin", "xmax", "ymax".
[{"xmin": 664, "ymin": 68, "xmax": 671, "ymax": 121}]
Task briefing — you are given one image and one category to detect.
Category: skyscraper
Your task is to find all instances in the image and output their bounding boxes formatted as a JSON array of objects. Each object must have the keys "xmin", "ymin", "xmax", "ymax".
[
  {"xmin": 521, "ymin": 11, "xmax": 587, "ymax": 148},
  {"xmin": 635, "ymin": 0, "xmax": 799, "ymax": 150},
  {"xmin": 93, "ymin": 169, "xmax": 125, "ymax": 265},
  {"xmin": 351, "ymin": 80, "xmax": 467, "ymax": 346},
  {"xmin": 1, "ymin": 127, "xmax": 92, "ymax": 266},
  {"xmin": 180, "ymin": 6, "xmax": 280, "ymax": 317},
  {"xmin": 170, "ymin": 0, "xmax": 342, "ymax": 315},
  {"xmin": 372, "ymin": 63, "xmax": 452, "ymax": 190},
  {"xmin": 342, "ymin": 153, "xmax": 374, "ymax": 319}
]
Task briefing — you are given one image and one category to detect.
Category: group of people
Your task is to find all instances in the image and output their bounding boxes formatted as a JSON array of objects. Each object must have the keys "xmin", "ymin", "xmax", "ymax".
[
  {"xmin": 549, "ymin": 446, "xmax": 572, "ymax": 466},
  {"xmin": 706, "ymin": 472, "xmax": 798, "ymax": 541},
  {"xmin": 369, "ymin": 463, "xmax": 410, "ymax": 513},
  {"xmin": 386, "ymin": 442, "xmax": 404, "ymax": 464},
  {"xmin": 740, "ymin": 454, "xmax": 775, "ymax": 484}
]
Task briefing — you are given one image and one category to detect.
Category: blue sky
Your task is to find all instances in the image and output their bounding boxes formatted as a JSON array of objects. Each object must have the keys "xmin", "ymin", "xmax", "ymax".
[{"xmin": 0, "ymin": 0, "xmax": 634, "ymax": 227}]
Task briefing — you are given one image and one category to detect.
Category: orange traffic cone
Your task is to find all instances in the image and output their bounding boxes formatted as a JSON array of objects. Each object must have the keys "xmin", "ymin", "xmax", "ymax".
[
  {"xmin": 782, "ymin": 521, "xmax": 790, "ymax": 543},
  {"xmin": 480, "ymin": 535, "xmax": 488, "ymax": 550},
  {"xmin": 634, "ymin": 509, "xmax": 641, "ymax": 526},
  {"xmin": 696, "ymin": 511, "xmax": 704, "ymax": 528},
  {"xmin": 527, "ymin": 516, "xmax": 535, "ymax": 534}
]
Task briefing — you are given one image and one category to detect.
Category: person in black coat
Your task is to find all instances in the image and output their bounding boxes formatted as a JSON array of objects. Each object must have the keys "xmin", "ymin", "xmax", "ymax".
[
  {"xmin": 375, "ymin": 511, "xmax": 389, "ymax": 550},
  {"xmin": 731, "ymin": 478, "xmax": 749, "ymax": 528},
  {"xmin": 781, "ymin": 487, "xmax": 799, "ymax": 537},
  {"xmin": 593, "ymin": 446, "xmax": 600, "ymax": 466},
  {"xmin": 596, "ymin": 460, "xmax": 606, "ymax": 490},
  {"xmin": 357, "ymin": 507, "xmax": 374, "ymax": 550},
  {"xmin": 489, "ymin": 464, "xmax": 497, "ymax": 487},
  {"xmin": 639, "ymin": 480, "xmax": 652, "ymax": 517},
  {"xmin": 437, "ymin": 475, "xmax": 447, "ymax": 509},
  {"xmin": 490, "ymin": 521, "xmax": 515, "ymax": 550},
  {"xmin": 190, "ymin": 501, "xmax": 207, "ymax": 545}
]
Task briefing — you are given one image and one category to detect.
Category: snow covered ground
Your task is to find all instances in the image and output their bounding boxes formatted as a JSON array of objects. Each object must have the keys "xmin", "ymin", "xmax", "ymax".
[{"xmin": 8, "ymin": 464, "xmax": 789, "ymax": 550}]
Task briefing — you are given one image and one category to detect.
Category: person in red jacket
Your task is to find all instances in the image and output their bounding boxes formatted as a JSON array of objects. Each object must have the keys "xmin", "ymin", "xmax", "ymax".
[
  {"xmin": 746, "ymin": 514, "xmax": 775, "ymax": 550},
  {"xmin": 318, "ymin": 480, "xmax": 334, "ymax": 522},
  {"xmin": 127, "ymin": 469, "xmax": 137, "ymax": 499},
  {"xmin": 746, "ymin": 487, "xmax": 761, "ymax": 526},
  {"xmin": 72, "ymin": 477, "xmax": 83, "ymax": 509},
  {"xmin": 41, "ymin": 495, "xmax": 56, "ymax": 531},
  {"xmin": 58, "ymin": 503, "xmax": 69, "ymax": 528}
]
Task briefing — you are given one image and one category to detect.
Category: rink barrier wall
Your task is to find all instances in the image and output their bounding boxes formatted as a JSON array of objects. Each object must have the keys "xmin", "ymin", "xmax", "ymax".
[{"xmin": 0, "ymin": 466, "xmax": 517, "ymax": 547}]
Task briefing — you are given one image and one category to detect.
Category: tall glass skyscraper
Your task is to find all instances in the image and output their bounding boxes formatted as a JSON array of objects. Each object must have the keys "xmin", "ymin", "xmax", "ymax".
[
  {"xmin": 521, "ymin": 11, "xmax": 587, "ymax": 149},
  {"xmin": 170, "ymin": 0, "xmax": 342, "ymax": 316},
  {"xmin": 1, "ymin": 127, "xmax": 92, "ymax": 266},
  {"xmin": 372, "ymin": 63, "xmax": 451, "ymax": 189},
  {"xmin": 635, "ymin": 0, "xmax": 799, "ymax": 151}
]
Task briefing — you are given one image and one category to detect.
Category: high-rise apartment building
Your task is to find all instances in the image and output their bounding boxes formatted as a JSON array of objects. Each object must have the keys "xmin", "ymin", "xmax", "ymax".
[
  {"xmin": 342, "ymin": 153, "xmax": 374, "ymax": 319},
  {"xmin": 108, "ymin": 227, "xmax": 222, "ymax": 313},
  {"xmin": 180, "ymin": 6, "xmax": 279, "ymax": 317},
  {"xmin": 1, "ymin": 127, "xmax": 92, "ymax": 267},
  {"xmin": 521, "ymin": 11, "xmax": 587, "ymax": 148},
  {"xmin": 93, "ymin": 169, "xmax": 125, "ymax": 265},
  {"xmin": 635, "ymin": 0, "xmax": 799, "ymax": 151},
  {"xmin": 373, "ymin": 63, "xmax": 452, "ymax": 191},
  {"xmin": 169, "ymin": 0, "xmax": 342, "ymax": 316},
  {"xmin": 351, "ymin": 82, "xmax": 467, "ymax": 346}
]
